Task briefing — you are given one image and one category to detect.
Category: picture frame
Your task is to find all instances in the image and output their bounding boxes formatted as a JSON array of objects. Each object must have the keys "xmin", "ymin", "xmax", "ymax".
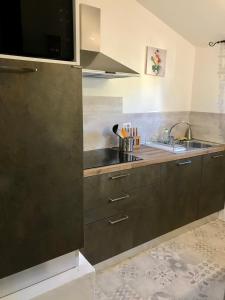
[{"xmin": 146, "ymin": 46, "xmax": 167, "ymax": 77}]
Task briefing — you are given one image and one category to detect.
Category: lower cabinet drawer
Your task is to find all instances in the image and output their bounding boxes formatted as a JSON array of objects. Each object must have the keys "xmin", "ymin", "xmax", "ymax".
[
  {"xmin": 81, "ymin": 211, "xmax": 135, "ymax": 265},
  {"xmin": 84, "ymin": 183, "xmax": 160, "ymax": 224},
  {"xmin": 82, "ymin": 183, "xmax": 162, "ymax": 264},
  {"xmin": 84, "ymin": 164, "xmax": 161, "ymax": 211},
  {"xmin": 84, "ymin": 191, "xmax": 135, "ymax": 224}
]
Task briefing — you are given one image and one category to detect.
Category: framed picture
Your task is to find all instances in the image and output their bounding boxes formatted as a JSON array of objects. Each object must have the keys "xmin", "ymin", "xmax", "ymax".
[{"xmin": 146, "ymin": 46, "xmax": 167, "ymax": 77}]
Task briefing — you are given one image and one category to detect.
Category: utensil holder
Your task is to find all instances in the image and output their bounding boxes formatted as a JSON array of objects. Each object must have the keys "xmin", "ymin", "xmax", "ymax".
[{"xmin": 119, "ymin": 137, "xmax": 134, "ymax": 152}]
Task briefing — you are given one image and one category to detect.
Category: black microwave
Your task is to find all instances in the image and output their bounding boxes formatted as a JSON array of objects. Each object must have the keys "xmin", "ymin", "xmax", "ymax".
[{"xmin": 0, "ymin": 0, "xmax": 75, "ymax": 61}]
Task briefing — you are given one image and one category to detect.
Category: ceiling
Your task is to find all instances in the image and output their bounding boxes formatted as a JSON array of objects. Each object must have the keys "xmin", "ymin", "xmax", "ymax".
[{"xmin": 137, "ymin": 0, "xmax": 225, "ymax": 46}]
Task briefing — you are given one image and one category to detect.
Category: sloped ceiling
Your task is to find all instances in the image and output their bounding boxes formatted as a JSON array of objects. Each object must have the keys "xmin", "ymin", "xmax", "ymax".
[{"xmin": 137, "ymin": 0, "xmax": 225, "ymax": 46}]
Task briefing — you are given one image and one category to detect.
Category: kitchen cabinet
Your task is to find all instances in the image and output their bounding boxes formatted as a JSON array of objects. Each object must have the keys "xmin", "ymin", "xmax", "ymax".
[
  {"xmin": 82, "ymin": 210, "xmax": 135, "ymax": 264},
  {"xmin": 82, "ymin": 165, "xmax": 161, "ymax": 264},
  {"xmin": 160, "ymin": 156, "xmax": 202, "ymax": 234},
  {"xmin": 132, "ymin": 183, "xmax": 162, "ymax": 247},
  {"xmin": 84, "ymin": 165, "xmax": 160, "ymax": 211},
  {"xmin": 0, "ymin": 0, "xmax": 80, "ymax": 64},
  {"xmin": 82, "ymin": 185, "xmax": 162, "ymax": 265},
  {"xmin": 0, "ymin": 59, "xmax": 83, "ymax": 279},
  {"xmin": 199, "ymin": 152, "xmax": 225, "ymax": 218},
  {"xmin": 82, "ymin": 152, "xmax": 225, "ymax": 265}
]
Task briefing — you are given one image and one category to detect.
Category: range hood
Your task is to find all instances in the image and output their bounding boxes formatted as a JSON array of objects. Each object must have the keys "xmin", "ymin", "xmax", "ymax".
[{"xmin": 80, "ymin": 4, "xmax": 140, "ymax": 79}]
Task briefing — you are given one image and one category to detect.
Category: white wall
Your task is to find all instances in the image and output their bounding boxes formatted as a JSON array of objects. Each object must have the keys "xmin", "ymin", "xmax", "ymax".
[
  {"xmin": 191, "ymin": 46, "xmax": 221, "ymax": 113},
  {"xmin": 80, "ymin": 0, "xmax": 195, "ymax": 113}
]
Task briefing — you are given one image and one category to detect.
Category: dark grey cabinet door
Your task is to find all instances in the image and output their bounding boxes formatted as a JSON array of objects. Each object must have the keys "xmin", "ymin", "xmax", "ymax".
[
  {"xmin": 132, "ymin": 183, "xmax": 162, "ymax": 247},
  {"xmin": 81, "ymin": 211, "xmax": 135, "ymax": 265},
  {"xmin": 0, "ymin": 59, "xmax": 83, "ymax": 279},
  {"xmin": 199, "ymin": 152, "xmax": 225, "ymax": 218},
  {"xmin": 160, "ymin": 156, "xmax": 202, "ymax": 234}
]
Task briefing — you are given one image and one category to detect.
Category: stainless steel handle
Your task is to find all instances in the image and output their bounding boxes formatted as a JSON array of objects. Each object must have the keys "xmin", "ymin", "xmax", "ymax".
[
  {"xmin": 109, "ymin": 194, "xmax": 130, "ymax": 203},
  {"xmin": 177, "ymin": 160, "xmax": 192, "ymax": 166},
  {"xmin": 0, "ymin": 66, "xmax": 38, "ymax": 73},
  {"xmin": 110, "ymin": 173, "xmax": 130, "ymax": 180},
  {"xmin": 211, "ymin": 154, "xmax": 224, "ymax": 159},
  {"xmin": 71, "ymin": 65, "xmax": 82, "ymax": 69},
  {"xmin": 108, "ymin": 215, "xmax": 129, "ymax": 225}
]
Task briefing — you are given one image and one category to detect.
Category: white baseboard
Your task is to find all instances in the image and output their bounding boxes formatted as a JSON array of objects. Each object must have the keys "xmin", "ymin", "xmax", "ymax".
[
  {"xmin": 0, "ymin": 251, "xmax": 79, "ymax": 298},
  {"xmin": 1, "ymin": 252, "xmax": 95, "ymax": 300}
]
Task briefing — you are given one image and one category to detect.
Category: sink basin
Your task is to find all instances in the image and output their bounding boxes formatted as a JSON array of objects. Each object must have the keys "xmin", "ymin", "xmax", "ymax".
[
  {"xmin": 182, "ymin": 141, "xmax": 213, "ymax": 149},
  {"xmin": 146, "ymin": 139, "xmax": 217, "ymax": 153}
]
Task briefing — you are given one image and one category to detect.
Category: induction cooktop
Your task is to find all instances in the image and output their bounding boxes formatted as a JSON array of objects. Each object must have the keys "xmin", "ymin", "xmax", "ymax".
[{"xmin": 83, "ymin": 148, "xmax": 142, "ymax": 170}]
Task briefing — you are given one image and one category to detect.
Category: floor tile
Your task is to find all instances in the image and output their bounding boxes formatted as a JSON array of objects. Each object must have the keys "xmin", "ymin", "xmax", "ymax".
[{"xmin": 96, "ymin": 219, "xmax": 225, "ymax": 300}]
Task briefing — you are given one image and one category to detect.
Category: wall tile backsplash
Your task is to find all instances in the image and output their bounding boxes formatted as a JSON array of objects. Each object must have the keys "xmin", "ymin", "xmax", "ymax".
[
  {"xmin": 189, "ymin": 112, "xmax": 225, "ymax": 144},
  {"xmin": 83, "ymin": 97, "xmax": 225, "ymax": 150},
  {"xmin": 83, "ymin": 96, "xmax": 189, "ymax": 150}
]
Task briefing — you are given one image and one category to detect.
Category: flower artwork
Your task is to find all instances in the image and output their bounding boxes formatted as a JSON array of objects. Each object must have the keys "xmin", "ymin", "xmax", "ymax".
[{"xmin": 146, "ymin": 47, "xmax": 167, "ymax": 77}]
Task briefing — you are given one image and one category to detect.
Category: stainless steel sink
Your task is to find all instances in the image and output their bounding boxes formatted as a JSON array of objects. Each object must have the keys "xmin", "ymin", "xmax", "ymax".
[
  {"xmin": 181, "ymin": 140, "xmax": 213, "ymax": 149},
  {"xmin": 146, "ymin": 139, "xmax": 218, "ymax": 153}
]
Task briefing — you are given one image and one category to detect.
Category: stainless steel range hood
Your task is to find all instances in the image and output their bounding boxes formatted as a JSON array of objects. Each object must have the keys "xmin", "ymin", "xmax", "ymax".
[{"xmin": 80, "ymin": 4, "xmax": 140, "ymax": 79}]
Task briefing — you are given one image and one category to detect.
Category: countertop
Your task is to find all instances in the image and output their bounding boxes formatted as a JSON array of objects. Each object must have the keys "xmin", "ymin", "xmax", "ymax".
[{"xmin": 83, "ymin": 144, "xmax": 225, "ymax": 177}]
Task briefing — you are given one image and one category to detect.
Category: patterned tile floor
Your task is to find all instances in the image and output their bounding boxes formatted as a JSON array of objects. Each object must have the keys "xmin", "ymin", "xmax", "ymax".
[{"xmin": 95, "ymin": 219, "xmax": 225, "ymax": 300}]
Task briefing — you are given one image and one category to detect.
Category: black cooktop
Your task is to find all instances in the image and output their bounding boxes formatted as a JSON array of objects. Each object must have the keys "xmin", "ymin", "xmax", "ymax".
[{"xmin": 83, "ymin": 148, "xmax": 142, "ymax": 170}]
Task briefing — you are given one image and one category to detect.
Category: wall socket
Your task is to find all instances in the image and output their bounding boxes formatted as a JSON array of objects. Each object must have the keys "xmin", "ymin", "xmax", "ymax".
[{"xmin": 123, "ymin": 122, "xmax": 132, "ymax": 129}]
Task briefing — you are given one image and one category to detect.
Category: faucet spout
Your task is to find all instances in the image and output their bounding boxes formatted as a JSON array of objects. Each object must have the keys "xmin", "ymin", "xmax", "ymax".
[{"xmin": 168, "ymin": 121, "xmax": 192, "ymax": 143}]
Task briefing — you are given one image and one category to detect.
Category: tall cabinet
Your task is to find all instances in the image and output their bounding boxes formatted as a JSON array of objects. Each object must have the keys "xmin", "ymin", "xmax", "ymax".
[{"xmin": 0, "ymin": 59, "xmax": 83, "ymax": 279}]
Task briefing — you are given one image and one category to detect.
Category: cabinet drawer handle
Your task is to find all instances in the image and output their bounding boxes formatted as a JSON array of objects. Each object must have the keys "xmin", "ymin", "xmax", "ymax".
[
  {"xmin": 109, "ymin": 194, "xmax": 130, "ymax": 203},
  {"xmin": 177, "ymin": 160, "xmax": 192, "ymax": 166},
  {"xmin": 211, "ymin": 154, "xmax": 224, "ymax": 159},
  {"xmin": 108, "ymin": 215, "xmax": 129, "ymax": 225},
  {"xmin": 110, "ymin": 173, "xmax": 130, "ymax": 180},
  {"xmin": 0, "ymin": 65, "xmax": 38, "ymax": 73}
]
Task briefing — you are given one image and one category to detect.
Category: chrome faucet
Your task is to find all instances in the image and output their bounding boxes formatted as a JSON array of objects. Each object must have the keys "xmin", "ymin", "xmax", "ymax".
[{"xmin": 168, "ymin": 121, "xmax": 193, "ymax": 144}]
